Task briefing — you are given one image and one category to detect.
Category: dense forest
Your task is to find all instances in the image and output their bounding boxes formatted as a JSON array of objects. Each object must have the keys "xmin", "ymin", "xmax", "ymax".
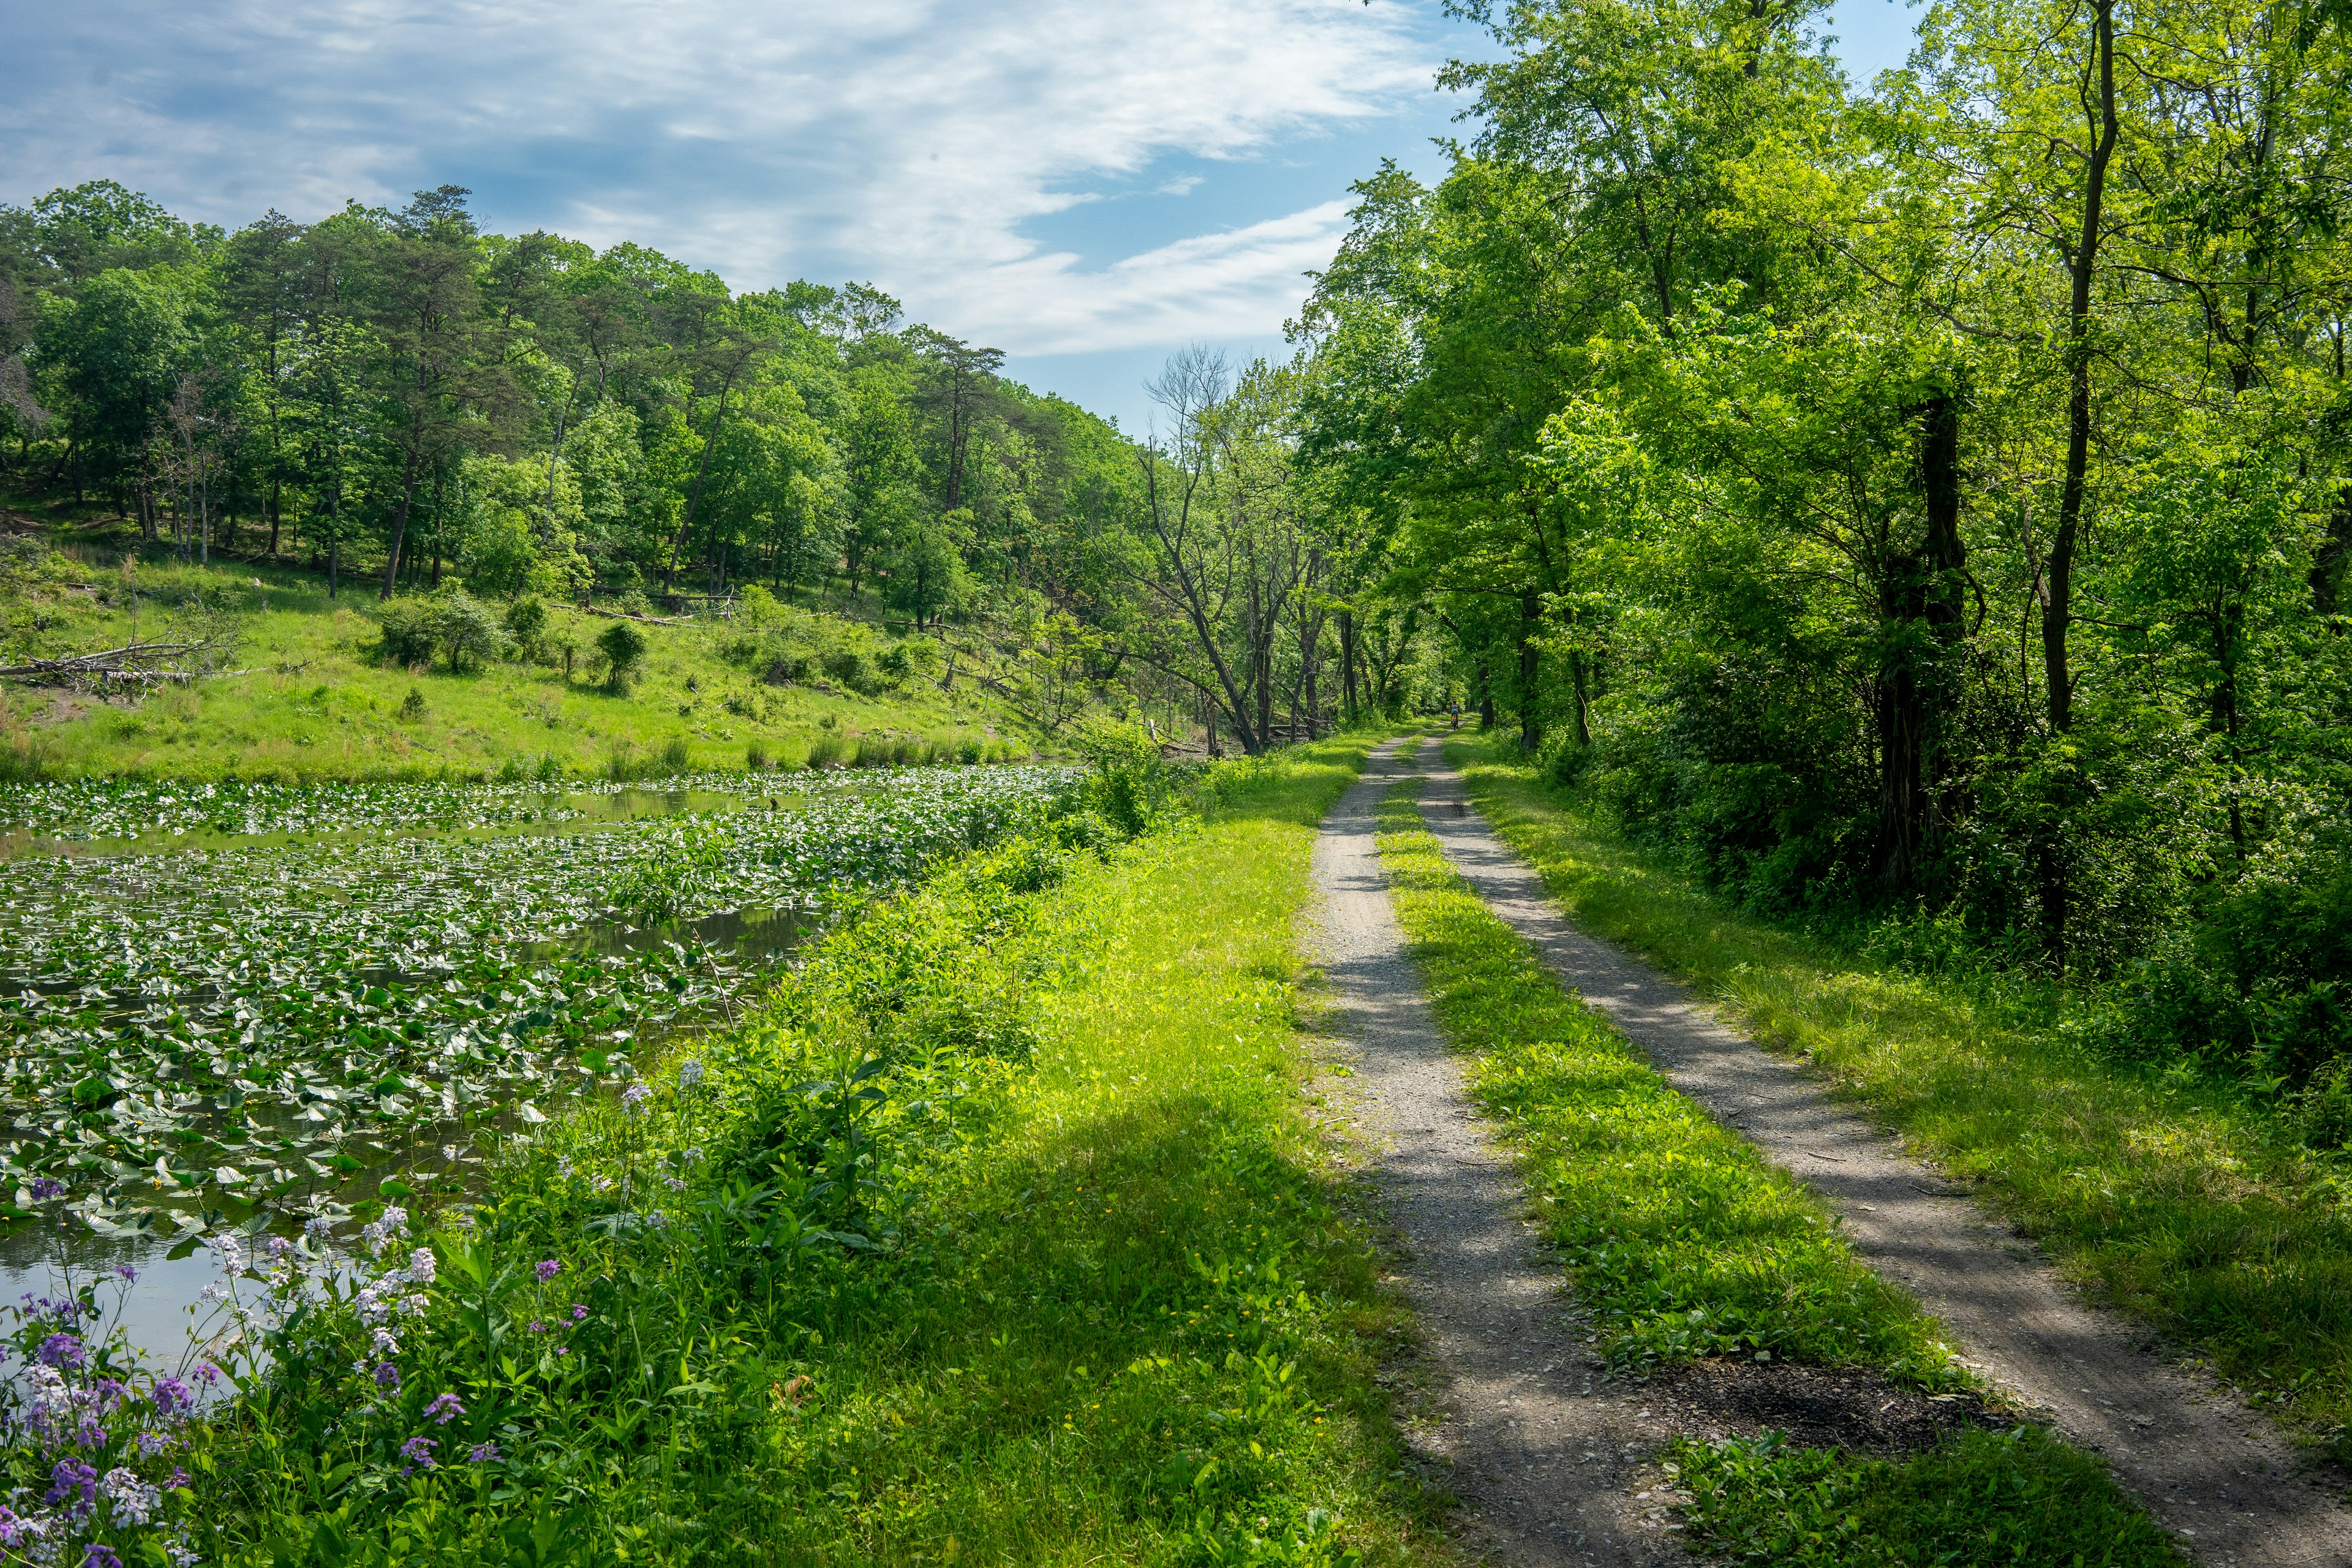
[{"xmin": 1289, "ymin": 0, "xmax": 2352, "ymax": 1090}]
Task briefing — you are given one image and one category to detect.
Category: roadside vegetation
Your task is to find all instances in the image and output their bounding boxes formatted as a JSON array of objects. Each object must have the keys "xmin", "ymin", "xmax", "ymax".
[
  {"xmin": 1452, "ymin": 737, "xmax": 2352, "ymax": 1467},
  {"xmin": 1373, "ymin": 769, "xmax": 2184, "ymax": 1567},
  {"xmin": 2, "ymin": 737, "xmax": 1463, "ymax": 1567}
]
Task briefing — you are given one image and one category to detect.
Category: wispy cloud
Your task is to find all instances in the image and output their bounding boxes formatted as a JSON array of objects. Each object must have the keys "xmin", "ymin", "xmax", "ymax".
[{"xmin": 4, "ymin": 0, "xmax": 1447, "ymax": 355}]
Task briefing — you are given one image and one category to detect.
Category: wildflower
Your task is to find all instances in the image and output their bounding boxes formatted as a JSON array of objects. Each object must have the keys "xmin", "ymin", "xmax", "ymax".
[
  {"xmin": 570, "ymin": 1303, "xmax": 589, "ymax": 1322},
  {"xmin": 374, "ymin": 1362, "xmax": 401, "ymax": 1392},
  {"xmin": 167, "ymin": 1540, "xmax": 200, "ymax": 1568},
  {"xmin": 534, "ymin": 1259, "xmax": 562, "ymax": 1283},
  {"xmin": 397, "ymin": 1294, "xmax": 428, "ymax": 1319},
  {"xmin": 398, "ymin": 1435, "xmax": 437, "ymax": 1472},
  {"xmin": 36, "ymin": 1333, "xmax": 85, "ymax": 1370},
  {"xmin": 372, "ymin": 1326, "xmax": 401, "ymax": 1357},
  {"xmin": 647, "ymin": 1210, "xmax": 669, "ymax": 1231},
  {"xmin": 556, "ymin": 1157, "xmax": 576, "ymax": 1179},
  {"xmin": 165, "ymin": 1467, "xmax": 190, "ymax": 1490},
  {"xmin": 663, "ymin": 1175, "xmax": 687, "ymax": 1192},
  {"xmin": 679, "ymin": 1059, "xmax": 705, "ymax": 1088},
  {"xmin": 100, "ymin": 1468, "xmax": 159, "ymax": 1527},
  {"xmin": 151, "ymin": 1376, "xmax": 193, "ymax": 1418},
  {"xmin": 404, "ymin": 1248, "xmax": 437, "ymax": 1286},
  {"xmin": 29, "ymin": 1177, "xmax": 64, "ymax": 1200},
  {"xmin": 527, "ymin": 1321, "xmax": 545, "ymax": 1333},
  {"xmin": 0, "ymin": 1508, "xmax": 23, "ymax": 1547},
  {"xmin": 424, "ymin": 1392, "xmax": 466, "ymax": 1425},
  {"xmin": 210, "ymin": 1235, "xmax": 246, "ymax": 1274},
  {"xmin": 304, "ymin": 1216, "xmax": 334, "ymax": 1242},
  {"xmin": 468, "ymin": 1441, "xmax": 501, "ymax": 1464},
  {"xmin": 48, "ymin": 1458, "xmax": 97, "ymax": 1520},
  {"xmin": 115, "ymin": 1264, "xmax": 138, "ymax": 1283},
  {"xmin": 192, "ymin": 1363, "xmax": 221, "ymax": 1386},
  {"xmin": 680, "ymin": 1147, "xmax": 703, "ymax": 1163},
  {"xmin": 85, "ymin": 1547, "xmax": 123, "ymax": 1568},
  {"xmin": 621, "ymin": 1084, "xmax": 651, "ymax": 1116},
  {"xmin": 361, "ymin": 1207, "xmax": 409, "ymax": 1256}
]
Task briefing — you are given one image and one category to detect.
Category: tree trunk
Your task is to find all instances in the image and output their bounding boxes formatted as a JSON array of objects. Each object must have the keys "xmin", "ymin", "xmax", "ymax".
[
  {"xmin": 1517, "ymin": 589, "xmax": 1541, "ymax": 753},
  {"xmin": 1877, "ymin": 391, "xmax": 1966, "ymax": 895},
  {"xmin": 1340, "ymin": 609, "xmax": 1360, "ymax": 724},
  {"xmin": 380, "ymin": 442, "xmax": 423, "ymax": 599},
  {"xmin": 2037, "ymin": 0, "xmax": 2117, "ymax": 968}
]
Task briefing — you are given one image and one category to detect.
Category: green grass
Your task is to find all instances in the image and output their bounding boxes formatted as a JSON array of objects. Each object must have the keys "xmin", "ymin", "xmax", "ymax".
[
  {"xmin": 177, "ymin": 734, "xmax": 1450, "ymax": 1566},
  {"xmin": 1668, "ymin": 1427, "xmax": 2184, "ymax": 1566},
  {"xmin": 1373, "ymin": 769, "xmax": 2182, "ymax": 1566},
  {"xmin": 1371, "ymin": 773, "xmax": 1958, "ymax": 1382},
  {"xmin": 1, "ymin": 536, "xmax": 1028, "ymax": 781},
  {"xmin": 1447, "ymin": 737, "xmax": 2352, "ymax": 1464}
]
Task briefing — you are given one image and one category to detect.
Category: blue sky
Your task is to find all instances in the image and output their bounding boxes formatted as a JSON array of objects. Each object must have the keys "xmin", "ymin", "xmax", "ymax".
[{"xmin": 4, "ymin": 0, "xmax": 1928, "ymax": 435}]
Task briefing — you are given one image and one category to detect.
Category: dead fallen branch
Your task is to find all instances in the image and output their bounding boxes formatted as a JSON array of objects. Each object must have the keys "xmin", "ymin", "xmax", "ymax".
[
  {"xmin": 578, "ymin": 605, "xmax": 687, "ymax": 627},
  {"xmin": 0, "ymin": 636, "xmax": 244, "ymax": 690}
]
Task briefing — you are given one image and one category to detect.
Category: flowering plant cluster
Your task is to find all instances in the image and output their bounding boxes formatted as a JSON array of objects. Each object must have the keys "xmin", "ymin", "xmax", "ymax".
[{"xmin": 0, "ymin": 1264, "xmax": 203, "ymax": 1567}]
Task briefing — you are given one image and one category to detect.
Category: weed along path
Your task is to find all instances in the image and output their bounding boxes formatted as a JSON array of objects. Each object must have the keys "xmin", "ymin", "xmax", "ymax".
[
  {"xmin": 1409, "ymin": 760, "xmax": 2352, "ymax": 1567},
  {"xmin": 1310, "ymin": 740, "xmax": 1679, "ymax": 1568}
]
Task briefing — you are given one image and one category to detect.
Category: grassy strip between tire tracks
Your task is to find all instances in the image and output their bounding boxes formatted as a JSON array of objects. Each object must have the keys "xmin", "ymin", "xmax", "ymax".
[
  {"xmin": 146, "ymin": 733, "xmax": 1457, "ymax": 1566},
  {"xmin": 1446, "ymin": 736, "xmax": 2352, "ymax": 1467},
  {"xmin": 1372, "ymin": 771, "xmax": 2182, "ymax": 1567}
]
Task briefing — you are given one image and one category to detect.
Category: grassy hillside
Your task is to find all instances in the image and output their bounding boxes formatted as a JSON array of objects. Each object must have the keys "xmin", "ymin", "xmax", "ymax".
[{"xmin": 1, "ymin": 518, "xmax": 1043, "ymax": 782}]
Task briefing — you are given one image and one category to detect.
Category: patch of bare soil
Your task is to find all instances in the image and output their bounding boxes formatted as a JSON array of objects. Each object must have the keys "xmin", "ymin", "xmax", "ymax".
[{"xmin": 1638, "ymin": 1356, "xmax": 2007, "ymax": 1455}]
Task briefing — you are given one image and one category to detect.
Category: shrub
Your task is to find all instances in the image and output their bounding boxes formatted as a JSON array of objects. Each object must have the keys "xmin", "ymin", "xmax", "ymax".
[
  {"xmin": 398, "ymin": 687, "xmax": 428, "ymax": 723},
  {"xmin": 805, "ymin": 730, "xmax": 847, "ymax": 768},
  {"xmin": 597, "ymin": 620, "xmax": 648, "ymax": 691},
  {"xmin": 820, "ymin": 649, "xmax": 872, "ymax": 693},
  {"xmin": 436, "ymin": 589, "xmax": 507, "ymax": 672},
  {"xmin": 377, "ymin": 598, "xmax": 440, "ymax": 667},
  {"xmin": 745, "ymin": 742, "xmax": 768, "ymax": 771},
  {"xmin": 505, "ymin": 594, "xmax": 548, "ymax": 658}
]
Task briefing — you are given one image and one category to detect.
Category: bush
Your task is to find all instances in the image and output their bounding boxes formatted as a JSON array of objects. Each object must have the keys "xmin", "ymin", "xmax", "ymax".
[
  {"xmin": 597, "ymin": 620, "xmax": 647, "ymax": 691},
  {"xmin": 505, "ymin": 594, "xmax": 548, "ymax": 658},
  {"xmin": 820, "ymin": 649, "xmax": 873, "ymax": 694},
  {"xmin": 436, "ymin": 589, "xmax": 507, "ymax": 672},
  {"xmin": 398, "ymin": 687, "xmax": 428, "ymax": 723},
  {"xmin": 377, "ymin": 598, "xmax": 440, "ymax": 667},
  {"xmin": 805, "ymin": 730, "xmax": 847, "ymax": 768}
]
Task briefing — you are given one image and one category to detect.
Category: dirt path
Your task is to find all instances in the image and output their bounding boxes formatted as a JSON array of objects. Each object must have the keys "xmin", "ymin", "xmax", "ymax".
[
  {"xmin": 1311, "ymin": 742, "xmax": 1688, "ymax": 1566},
  {"xmin": 1411, "ymin": 762, "xmax": 2352, "ymax": 1567}
]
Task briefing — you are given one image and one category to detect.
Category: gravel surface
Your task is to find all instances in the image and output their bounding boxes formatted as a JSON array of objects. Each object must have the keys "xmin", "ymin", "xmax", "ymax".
[
  {"xmin": 1308, "ymin": 741, "xmax": 1682, "ymax": 1567},
  {"xmin": 1413, "ymin": 761, "xmax": 2352, "ymax": 1568}
]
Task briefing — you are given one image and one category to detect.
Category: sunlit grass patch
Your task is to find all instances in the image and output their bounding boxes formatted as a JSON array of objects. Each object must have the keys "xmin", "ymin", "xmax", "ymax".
[{"xmin": 1669, "ymin": 1425, "xmax": 2185, "ymax": 1567}]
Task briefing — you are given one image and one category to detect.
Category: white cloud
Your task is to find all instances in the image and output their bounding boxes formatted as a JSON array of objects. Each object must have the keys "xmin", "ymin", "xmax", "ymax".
[{"xmin": 1, "ymin": 0, "xmax": 1446, "ymax": 354}]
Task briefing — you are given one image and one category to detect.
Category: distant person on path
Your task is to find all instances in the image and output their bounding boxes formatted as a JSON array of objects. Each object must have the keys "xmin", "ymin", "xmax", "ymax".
[{"xmin": 1449, "ymin": 698, "xmax": 1462, "ymax": 731}]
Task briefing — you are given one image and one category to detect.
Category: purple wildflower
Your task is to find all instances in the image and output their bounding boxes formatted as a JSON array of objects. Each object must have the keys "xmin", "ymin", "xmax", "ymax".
[
  {"xmin": 85, "ymin": 1547, "xmax": 123, "ymax": 1568},
  {"xmin": 0, "ymin": 1507, "xmax": 21, "ymax": 1547},
  {"xmin": 527, "ymin": 1320, "xmax": 545, "ymax": 1333},
  {"xmin": 150, "ymin": 1375, "xmax": 193, "ymax": 1417},
  {"xmin": 115, "ymin": 1263, "xmax": 138, "ymax": 1283},
  {"xmin": 621, "ymin": 1082, "xmax": 651, "ymax": 1116},
  {"xmin": 570, "ymin": 1303, "xmax": 589, "ymax": 1322},
  {"xmin": 374, "ymin": 1362, "xmax": 401, "ymax": 1392},
  {"xmin": 165, "ymin": 1467, "xmax": 190, "ymax": 1490},
  {"xmin": 192, "ymin": 1363, "xmax": 221, "ymax": 1386},
  {"xmin": 424, "ymin": 1392, "xmax": 466, "ymax": 1425},
  {"xmin": 398, "ymin": 1434, "xmax": 437, "ymax": 1472},
  {"xmin": 534, "ymin": 1259, "xmax": 562, "ymax": 1283},
  {"xmin": 468, "ymin": 1441, "xmax": 501, "ymax": 1464},
  {"xmin": 29, "ymin": 1177, "xmax": 64, "ymax": 1200},
  {"xmin": 36, "ymin": 1333, "xmax": 85, "ymax": 1370},
  {"xmin": 48, "ymin": 1457, "xmax": 97, "ymax": 1519}
]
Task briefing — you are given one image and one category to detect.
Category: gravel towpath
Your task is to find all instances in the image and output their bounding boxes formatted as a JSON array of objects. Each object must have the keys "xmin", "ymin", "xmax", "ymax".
[
  {"xmin": 1411, "ymin": 760, "xmax": 2352, "ymax": 1568},
  {"xmin": 1308, "ymin": 742, "xmax": 1682, "ymax": 1567}
]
